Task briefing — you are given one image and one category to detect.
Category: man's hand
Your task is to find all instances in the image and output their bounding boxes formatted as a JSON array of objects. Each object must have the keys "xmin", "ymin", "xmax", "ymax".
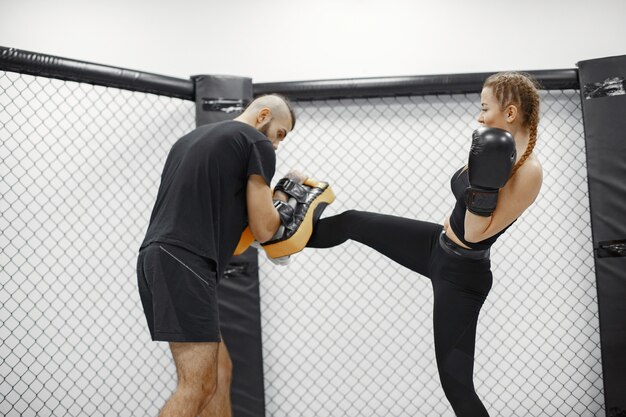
[
  {"xmin": 274, "ymin": 169, "xmax": 308, "ymax": 202},
  {"xmin": 284, "ymin": 169, "xmax": 308, "ymax": 184}
]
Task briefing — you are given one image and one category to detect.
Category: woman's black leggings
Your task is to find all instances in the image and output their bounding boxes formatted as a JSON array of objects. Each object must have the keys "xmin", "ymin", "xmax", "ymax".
[{"xmin": 307, "ymin": 210, "xmax": 493, "ymax": 417}]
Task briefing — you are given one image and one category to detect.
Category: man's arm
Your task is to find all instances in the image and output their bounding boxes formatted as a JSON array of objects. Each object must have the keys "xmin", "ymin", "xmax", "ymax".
[{"xmin": 246, "ymin": 174, "xmax": 282, "ymax": 243}]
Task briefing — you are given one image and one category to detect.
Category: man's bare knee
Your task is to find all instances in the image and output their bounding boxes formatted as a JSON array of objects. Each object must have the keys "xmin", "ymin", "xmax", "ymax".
[
  {"xmin": 217, "ymin": 343, "xmax": 233, "ymax": 386},
  {"xmin": 180, "ymin": 383, "xmax": 216, "ymax": 407},
  {"xmin": 170, "ymin": 343, "xmax": 219, "ymax": 399}
]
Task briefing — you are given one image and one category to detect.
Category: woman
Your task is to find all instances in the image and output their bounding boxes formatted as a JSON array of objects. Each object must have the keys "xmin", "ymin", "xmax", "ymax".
[{"xmin": 305, "ymin": 72, "xmax": 543, "ymax": 416}]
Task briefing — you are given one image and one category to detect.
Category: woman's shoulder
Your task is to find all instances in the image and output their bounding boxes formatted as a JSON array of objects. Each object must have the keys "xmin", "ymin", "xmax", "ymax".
[
  {"xmin": 520, "ymin": 153, "xmax": 543, "ymax": 180},
  {"xmin": 511, "ymin": 153, "xmax": 543, "ymax": 197}
]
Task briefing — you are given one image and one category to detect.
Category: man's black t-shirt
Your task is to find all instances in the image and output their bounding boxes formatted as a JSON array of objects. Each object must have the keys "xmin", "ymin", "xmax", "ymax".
[{"xmin": 140, "ymin": 120, "xmax": 276, "ymax": 278}]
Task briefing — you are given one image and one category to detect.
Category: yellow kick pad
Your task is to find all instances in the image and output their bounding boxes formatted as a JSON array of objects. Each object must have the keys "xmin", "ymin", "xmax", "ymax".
[
  {"xmin": 233, "ymin": 226, "xmax": 255, "ymax": 256},
  {"xmin": 233, "ymin": 178, "xmax": 335, "ymax": 258}
]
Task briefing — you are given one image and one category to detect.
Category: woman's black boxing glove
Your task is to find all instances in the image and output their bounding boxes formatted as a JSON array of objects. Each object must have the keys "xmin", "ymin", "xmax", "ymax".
[{"xmin": 465, "ymin": 127, "xmax": 516, "ymax": 217}]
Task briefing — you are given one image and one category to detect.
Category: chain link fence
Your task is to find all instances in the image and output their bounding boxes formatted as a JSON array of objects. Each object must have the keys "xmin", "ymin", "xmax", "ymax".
[
  {"xmin": 1, "ymin": 68, "xmax": 603, "ymax": 416},
  {"xmin": 263, "ymin": 92, "xmax": 603, "ymax": 417},
  {"xmin": 0, "ymin": 71, "xmax": 195, "ymax": 416}
]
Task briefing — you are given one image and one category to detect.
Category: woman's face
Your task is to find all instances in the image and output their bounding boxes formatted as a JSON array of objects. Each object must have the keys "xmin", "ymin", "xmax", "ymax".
[{"xmin": 477, "ymin": 87, "xmax": 509, "ymax": 130}]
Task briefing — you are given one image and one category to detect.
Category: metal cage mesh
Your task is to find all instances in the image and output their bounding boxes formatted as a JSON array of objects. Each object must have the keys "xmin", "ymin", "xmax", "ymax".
[
  {"xmin": 261, "ymin": 92, "xmax": 603, "ymax": 417},
  {"xmin": 1, "ymin": 69, "xmax": 603, "ymax": 416},
  {"xmin": 0, "ymin": 71, "xmax": 195, "ymax": 416}
]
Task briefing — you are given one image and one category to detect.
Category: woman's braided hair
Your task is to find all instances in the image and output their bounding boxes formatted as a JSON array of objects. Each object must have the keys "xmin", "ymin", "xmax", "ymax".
[{"xmin": 483, "ymin": 72, "xmax": 541, "ymax": 177}]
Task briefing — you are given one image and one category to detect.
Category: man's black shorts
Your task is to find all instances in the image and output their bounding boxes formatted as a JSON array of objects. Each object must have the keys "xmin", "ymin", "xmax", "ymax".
[{"xmin": 136, "ymin": 243, "xmax": 220, "ymax": 342}]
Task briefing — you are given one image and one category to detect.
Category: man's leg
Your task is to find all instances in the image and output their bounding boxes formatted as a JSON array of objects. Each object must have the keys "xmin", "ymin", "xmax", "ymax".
[
  {"xmin": 159, "ymin": 342, "xmax": 220, "ymax": 417},
  {"xmin": 199, "ymin": 342, "xmax": 233, "ymax": 417}
]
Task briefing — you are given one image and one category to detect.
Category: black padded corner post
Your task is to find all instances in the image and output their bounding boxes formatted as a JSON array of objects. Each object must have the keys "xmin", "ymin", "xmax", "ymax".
[
  {"xmin": 194, "ymin": 75, "xmax": 253, "ymax": 126},
  {"xmin": 193, "ymin": 75, "xmax": 265, "ymax": 417},
  {"xmin": 577, "ymin": 55, "xmax": 626, "ymax": 417}
]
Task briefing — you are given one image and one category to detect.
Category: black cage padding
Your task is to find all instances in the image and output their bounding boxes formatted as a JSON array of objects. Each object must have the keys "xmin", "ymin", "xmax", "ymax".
[
  {"xmin": 194, "ymin": 74, "xmax": 266, "ymax": 417},
  {"xmin": 2, "ymin": 46, "xmax": 578, "ymax": 102},
  {"xmin": 578, "ymin": 54, "xmax": 626, "ymax": 416},
  {"xmin": 254, "ymin": 69, "xmax": 579, "ymax": 100},
  {"xmin": 0, "ymin": 46, "xmax": 194, "ymax": 100}
]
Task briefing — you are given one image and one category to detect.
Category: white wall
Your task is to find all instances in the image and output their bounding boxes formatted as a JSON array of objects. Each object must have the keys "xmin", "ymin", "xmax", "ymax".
[{"xmin": 1, "ymin": 0, "xmax": 625, "ymax": 82}]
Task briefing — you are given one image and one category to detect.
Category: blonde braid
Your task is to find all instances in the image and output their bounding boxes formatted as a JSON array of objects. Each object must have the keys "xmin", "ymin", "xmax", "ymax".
[
  {"xmin": 510, "ymin": 113, "xmax": 537, "ymax": 177},
  {"xmin": 484, "ymin": 72, "xmax": 541, "ymax": 177}
]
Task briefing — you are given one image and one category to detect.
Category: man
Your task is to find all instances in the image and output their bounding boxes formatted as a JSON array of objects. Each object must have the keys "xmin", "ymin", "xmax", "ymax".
[{"xmin": 136, "ymin": 94, "xmax": 297, "ymax": 417}]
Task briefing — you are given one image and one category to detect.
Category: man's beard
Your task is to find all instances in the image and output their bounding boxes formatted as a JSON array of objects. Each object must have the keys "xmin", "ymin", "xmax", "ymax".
[{"xmin": 259, "ymin": 122, "xmax": 270, "ymax": 137}]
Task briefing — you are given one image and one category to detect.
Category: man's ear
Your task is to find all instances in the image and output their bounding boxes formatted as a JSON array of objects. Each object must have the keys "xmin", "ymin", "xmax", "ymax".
[{"xmin": 256, "ymin": 107, "xmax": 272, "ymax": 125}]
